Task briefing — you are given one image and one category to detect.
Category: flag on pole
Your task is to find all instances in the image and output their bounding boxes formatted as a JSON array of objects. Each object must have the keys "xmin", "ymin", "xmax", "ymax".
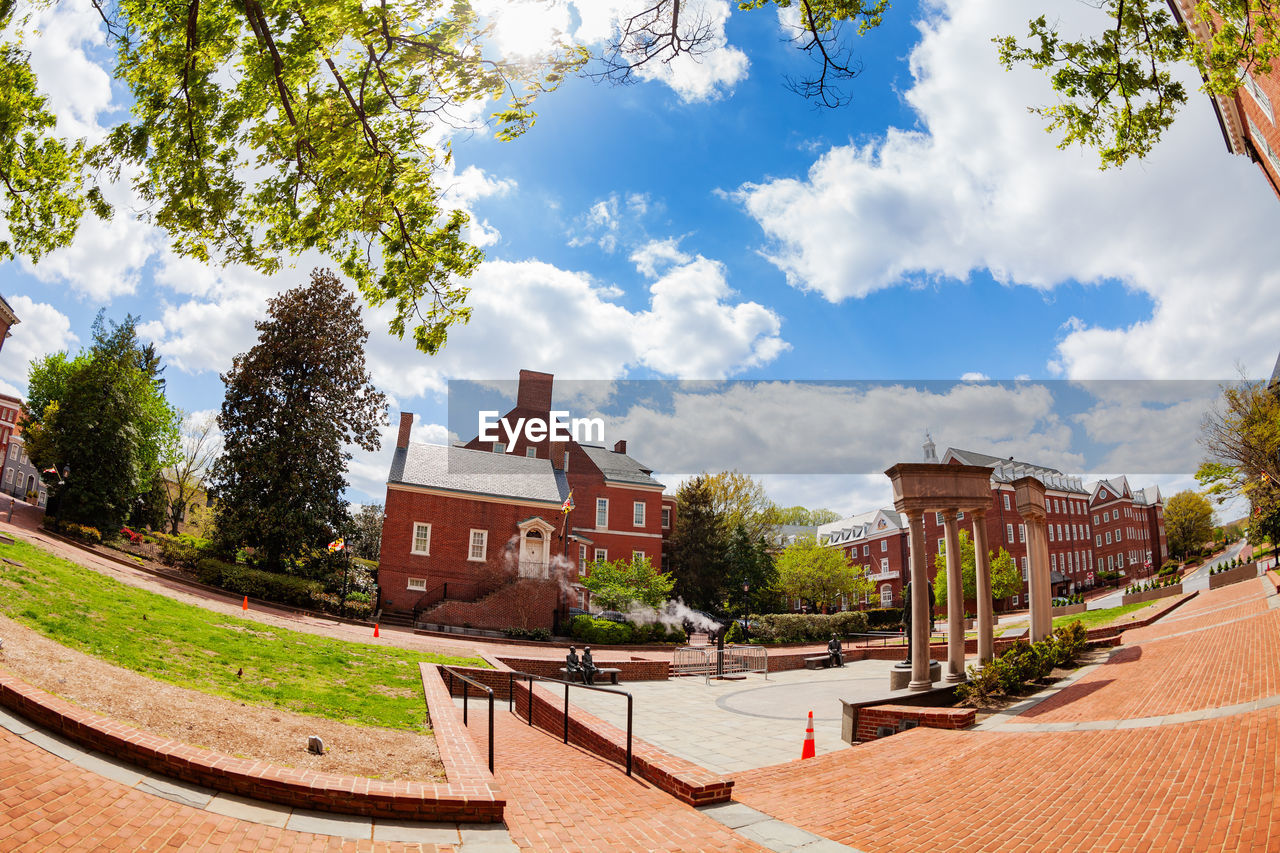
[
  {"xmin": 327, "ymin": 538, "xmax": 345, "ymax": 552},
  {"xmin": 561, "ymin": 491, "xmax": 574, "ymax": 514},
  {"xmin": 43, "ymin": 467, "xmax": 58, "ymax": 475}
]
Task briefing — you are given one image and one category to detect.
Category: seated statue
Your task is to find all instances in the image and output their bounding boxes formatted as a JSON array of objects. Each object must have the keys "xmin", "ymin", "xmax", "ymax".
[
  {"xmin": 565, "ymin": 645, "xmax": 583, "ymax": 681},
  {"xmin": 581, "ymin": 646, "xmax": 601, "ymax": 685},
  {"xmin": 827, "ymin": 633, "xmax": 844, "ymax": 668}
]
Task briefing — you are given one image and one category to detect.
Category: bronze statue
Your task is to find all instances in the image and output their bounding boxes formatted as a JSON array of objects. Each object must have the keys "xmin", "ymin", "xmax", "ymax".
[
  {"xmin": 581, "ymin": 646, "xmax": 600, "ymax": 685},
  {"xmin": 827, "ymin": 633, "xmax": 844, "ymax": 668},
  {"xmin": 565, "ymin": 645, "xmax": 583, "ymax": 681}
]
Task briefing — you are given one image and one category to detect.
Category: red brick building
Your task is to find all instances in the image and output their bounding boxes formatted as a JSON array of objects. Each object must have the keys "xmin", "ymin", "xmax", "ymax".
[
  {"xmin": 818, "ymin": 509, "xmax": 910, "ymax": 609},
  {"xmin": 1089, "ymin": 477, "xmax": 1168, "ymax": 580},
  {"xmin": 0, "ymin": 394, "xmax": 20, "ymax": 467},
  {"xmin": 378, "ymin": 370, "xmax": 667, "ymax": 630},
  {"xmin": 827, "ymin": 440, "xmax": 1168, "ymax": 610},
  {"xmin": 1172, "ymin": 0, "xmax": 1280, "ymax": 199}
]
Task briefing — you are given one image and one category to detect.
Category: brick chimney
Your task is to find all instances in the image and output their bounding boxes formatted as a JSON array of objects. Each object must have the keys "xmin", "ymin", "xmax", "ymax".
[
  {"xmin": 613, "ymin": 439, "xmax": 627, "ymax": 455},
  {"xmin": 396, "ymin": 412, "xmax": 414, "ymax": 449},
  {"xmin": 516, "ymin": 369, "xmax": 554, "ymax": 413}
]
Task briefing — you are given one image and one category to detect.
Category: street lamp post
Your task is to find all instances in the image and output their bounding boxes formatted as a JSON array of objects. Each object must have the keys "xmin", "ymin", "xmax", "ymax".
[{"xmin": 742, "ymin": 582, "xmax": 749, "ymax": 642}]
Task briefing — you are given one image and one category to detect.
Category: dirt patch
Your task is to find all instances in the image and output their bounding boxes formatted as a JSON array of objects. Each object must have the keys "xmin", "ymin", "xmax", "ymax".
[{"xmin": 0, "ymin": 614, "xmax": 445, "ymax": 782}]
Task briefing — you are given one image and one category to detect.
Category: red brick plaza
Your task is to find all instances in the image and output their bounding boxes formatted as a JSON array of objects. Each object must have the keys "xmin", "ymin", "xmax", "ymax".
[{"xmin": 2, "ymin": 518, "xmax": 1279, "ymax": 851}]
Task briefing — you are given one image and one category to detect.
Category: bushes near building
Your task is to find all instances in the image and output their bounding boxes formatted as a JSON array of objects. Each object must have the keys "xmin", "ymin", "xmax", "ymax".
[{"xmin": 749, "ymin": 610, "xmax": 869, "ymax": 643}]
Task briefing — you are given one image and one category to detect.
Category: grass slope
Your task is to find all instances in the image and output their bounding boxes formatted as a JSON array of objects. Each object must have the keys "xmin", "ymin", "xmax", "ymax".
[{"xmin": 0, "ymin": 537, "xmax": 486, "ymax": 731}]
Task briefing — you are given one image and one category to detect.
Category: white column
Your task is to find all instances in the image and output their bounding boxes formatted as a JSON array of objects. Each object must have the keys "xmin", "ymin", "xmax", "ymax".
[
  {"xmin": 972, "ymin": 509, "xmax": 994, "ymax": 666},
  {"xmin": 906, "ymin": 509, "xmax": 932, "ymax": 690},
  {"xmin": 943, "ymin": 510, "xmax": 965, "ymax": 682}
]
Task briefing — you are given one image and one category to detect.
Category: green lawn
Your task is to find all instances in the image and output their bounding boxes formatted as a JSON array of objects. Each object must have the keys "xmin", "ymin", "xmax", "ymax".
[
  {"xmin": 1000, "ymin": 600, "xmax": 1162, "ymax": 636},
  {"xmin": 0, "ymin": 537, "xmax": 486, "ymax": 731}
]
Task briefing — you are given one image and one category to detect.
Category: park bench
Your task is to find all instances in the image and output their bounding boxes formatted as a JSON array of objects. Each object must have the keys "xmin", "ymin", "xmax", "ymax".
[
  {"xmin": 804, "ymin": 656, "xmax": 833, "ymax": 670},
  {"xmin": 558, "ymin": 667, "xmax": 622, "ymax": 684}
]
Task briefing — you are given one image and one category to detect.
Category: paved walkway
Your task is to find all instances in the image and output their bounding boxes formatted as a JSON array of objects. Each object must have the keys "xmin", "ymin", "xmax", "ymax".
[
  {"xmin": 563, "ymin": 662, "xmax": 903, "ymax": 773},
  {"xmin": 730, "ymin": 573, "xmax": 1280, "ymax": 853}
]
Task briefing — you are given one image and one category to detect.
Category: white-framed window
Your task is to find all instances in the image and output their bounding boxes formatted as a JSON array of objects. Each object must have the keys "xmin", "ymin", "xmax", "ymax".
[
  {"xmin": 407, "ymin": 577, "xmax": 427, "ymax": 591},
  {"xmin": 493, "ymin": 442, "xmax": 506, "ymax": 454},
  {"xmin": 880, "ymin": 539, "xmax": 888, "ymax": 552},
  {"xmin": 411, "ymin": 522, "xmax": 431, "ymax": 555},
  {"xmin": 525, "ymin": 447, "xmax": 537, "ymax": 458},
  {"xmin": 1103, "ymin": 510, "xmax": 1110, "ymax": 522},
  {"xmin": 935, "ymin": 511, "xmax": 944, "ymax": 525},
  {"xmin": 596, "ymin": 498, "xmax": 608, "ymax": 528},
  {"xmin": 863, "ymin": 544, "xmax": 870, "ymax": 556},
  {"xmin": 880, "ymin": 584, "xmax": 893, "ymax": 607},
  {"xmin": 579, "ymin": 544, "xmax": 587, "ymax": 570},
  {"xmin": 958, "ymin": 511, "xmax": 965, "ymax": 520},
  {"xmin": 633, "ymin": 549, "xmax": 645, "ymax": 563},
  {"xmin": 1021, "ymin": 556, "xmax": 1029, "ymax": 580},
  {"xmin": 880, "ymin": 557, "xmax": 889, "ymax": 572},
  {"xmin": 1057, "ymin": 524, "xmax": 1063, "ymax": 540},
  {"xmin": 1048, "ymin": 525, "xmax": 1054, "ymax": 542},
  {"xmin": 1051, "ymin": 553, "xmax": 1057, "ymax": 571},
  {"xmin": 1013, "ymin": 594, "xmax": 1020, "ymax": 607},
  {"xmin": 1003, "ymin": 494, "xmax": 1011, "ymax": 510},
  {"xmin": 468, "ymin": 529, "xmax": 487, "ymax": 561},
  {"xmin": 1096, "ymin": 534, "xmax": 1102, "ymax": 547},
  {"xmin": 633, "ymin": 501, "xmax": 645, "ymax": 527},
  {"xmin": 661, "ymin": 507, "xmax": 671, "ymax": 529},
  {"xmin": 938, "ymin": 538, "xmax": 945, "ymax": 554},
  {"xmin": 1007, "ymin": 523, "xmax": 1014, "ymax": 542},
  {"xmin": 1116, "ymin": 529, "xmax": 1123, "ymax": 541},
  {"xmin": 1105, "ymin": 532, "xmax": 1112, "ymax": 544},
  {"xmin": 1093, "ymin": 514, "xmax": 1099, "ymax": 524},
  {"xmin": 1019, "ymin": 524, "xmax": 1026, "ymax": 543},
  {"xmin": 3, "ymin": 468, "xmax": 10, "ymax": 484},
  {"xmin": 7, "ymin": 444, "xmax": 15, "ymax": 459},
  {"xmin": 594, "ymin": 548, "xmax": 607, "ymax": 562}
]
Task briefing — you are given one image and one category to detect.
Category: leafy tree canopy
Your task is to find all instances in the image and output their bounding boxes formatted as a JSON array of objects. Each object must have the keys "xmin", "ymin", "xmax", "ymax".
[
  {"xmin": 210, "ymin": 268, "xmax": 387, "ymax": 571},
  {"xmin": 774, "ymin": 535, "xmax": 872, "ymax": 610},
  {"xmin": 997, "ymin": 1, "xmax": 1280, "ymax": 168},
  {"xmin": 1164, "ymin": 489, "xmax": 1216, "ymax": 559},
  {"xmin": 23, "ymin": 312, "xmax": 180, "ymax": 532},
  {"xmin": 668, "ymin": 474, "xmax": 730, "ymax": 611},
  {"xmin": 1, "ymin": 0, "xmax": 584, "ymax": 353},
  {"xmin": 933, "ymin": 529, "xmax": 1022, "ymax": 607},
  {"xmin": 345, "ymin": 502, "xmax": 385, "ymax": 562},
  {"xmin": 580, "ymin": 554, "xmax": 675, "ymax": 611}
]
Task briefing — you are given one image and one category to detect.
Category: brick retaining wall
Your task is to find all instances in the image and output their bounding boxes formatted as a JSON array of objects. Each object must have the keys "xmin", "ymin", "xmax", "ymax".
[
  {"xmin": 853, "ymin": 705, "xmax": 975, "ymax": 743},
  {"xmin": 1208, "ymin": 562, "xmax": 1261, "ymax": 590},
  {"xmin": 0, "ymin": 669, "xmax": 504, "ymax": 822}
]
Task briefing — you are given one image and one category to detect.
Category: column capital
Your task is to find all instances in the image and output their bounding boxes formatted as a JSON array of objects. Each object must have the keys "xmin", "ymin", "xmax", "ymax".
[{"xmin": 940, "ymin": 508, "xmax": 960, "ymax": 523}]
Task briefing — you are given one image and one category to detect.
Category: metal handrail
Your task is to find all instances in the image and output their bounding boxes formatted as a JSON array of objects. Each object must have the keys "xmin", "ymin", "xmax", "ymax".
[
  {"xmin": 442, "ymin": 666, "xmax": 495, "ymax": 774},
  {"xmin": 506, "ymin": 670, "xmax": 633, "ymax": 776}
]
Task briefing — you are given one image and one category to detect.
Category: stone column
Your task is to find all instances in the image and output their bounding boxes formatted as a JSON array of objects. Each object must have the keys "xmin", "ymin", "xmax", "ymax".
[
  {"xmin": 906, "ymin": 509, "xmax": 932, "ymax": 690},
  {"xmin": 972, "ymin": 508, "xmax": 994, "ymax": 665},
  {"xmin": 1028, "ymin": 516, "xmax": 1051, "ymax": 643},
  {"xmin": 942, "ymin": 510, "xmax": 965, "ymax": 682}
]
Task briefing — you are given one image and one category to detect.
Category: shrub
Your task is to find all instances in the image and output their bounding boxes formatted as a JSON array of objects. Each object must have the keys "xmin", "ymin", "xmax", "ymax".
[
  {"xmin": 504, "ymin": 626, "xmax": 552, "ymax": 641},
  {"xmin": 955, "ymin": 619, "xmax": 1089, "ymax": 706},
  {"xmin": 568, "ymin": 615, "xmax": 634, "ymax": 644},
  {"xmin": 724, "ymin": 620, "xmax": 745, "ymax": 644},
  {"xmin": 865, "ymin": 608, "xmax": 902, "ymax": 629},
  {"xmin": 750, "ymin": 611, "xmax": 869, "ymax": 643},
  {"xmin": 213, "ymin": 564, "xmax": 322, "ymax": 607},
  {"xmin": 66, "ymin": 523, "xmax": 102, "ymax": 544}
]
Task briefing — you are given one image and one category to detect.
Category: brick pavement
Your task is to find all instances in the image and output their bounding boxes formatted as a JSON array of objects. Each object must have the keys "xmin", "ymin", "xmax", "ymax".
[
  {"xmin": 0, "ymin": 725, "xmax": 457, "ymax": 852},
  {"xmin": 458, "ymin": 708, "xmax": 765, "ymax": 853},
  {"xmin": 730, "ymin": 574, "xmax": 1280, "ymax": 852}
]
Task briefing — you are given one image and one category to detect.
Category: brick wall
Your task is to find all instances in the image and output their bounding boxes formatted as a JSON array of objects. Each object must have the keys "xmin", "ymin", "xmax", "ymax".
[
  {"xmin": 422, "ymin": 578, "xmax": 562, "ymax": 631},
  {"xmin": 853, "ymin": 704, "xmax": 975, "ymax": 743},
  {"xmin": 0, "ymin": 669, "xmax": 504, "ymax": 822}
]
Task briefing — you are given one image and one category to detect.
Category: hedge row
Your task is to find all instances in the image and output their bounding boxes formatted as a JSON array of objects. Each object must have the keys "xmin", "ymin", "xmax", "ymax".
[
  {"xmin": 749, "ymin": 611, "xmax": 869, "ymax": 643},
  {"xmin": 567, "ymin": 615, "xmax": 688, "ymax": 645},
  {"xmin": 955, "ymin": 621, "xmax": 1088, "ymax": 705}
]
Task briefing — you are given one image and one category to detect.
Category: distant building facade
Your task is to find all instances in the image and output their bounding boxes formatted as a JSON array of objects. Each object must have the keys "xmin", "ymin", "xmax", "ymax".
[
  {"xmin": 1089, "ymin": 477, "xmax": 1167, "ymax": 577},
  {"xmin": 2, "ymin": 432, "xmax": 48, "ymax": 508}
]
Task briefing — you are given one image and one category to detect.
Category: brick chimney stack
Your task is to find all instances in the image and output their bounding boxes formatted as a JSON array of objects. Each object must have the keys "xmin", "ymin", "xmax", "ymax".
[
  {"xmin": 396, "ymin": 412, "xmax": 414, "ymax": 449},
  {"xmin": 613, "ymin": 439, "xmax": 627, "ymax": 455},
  {"xmin": 516, "ymin": 369, "xmax": 554, "ymax": 413}
]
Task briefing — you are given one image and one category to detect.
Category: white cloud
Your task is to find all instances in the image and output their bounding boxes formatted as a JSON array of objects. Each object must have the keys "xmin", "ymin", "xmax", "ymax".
[
  {"xmin": 735, "ymin": 0, "xmax": 1280, "ymax": 380},
  {"xmin": 630, "ymin": 237, "xmax": 691, "ymax": 278},
  {"xmin": 0, "ymin": 296, "xmax": 79, "ymax": 395},
  {"xmin": 960, "ymin": 371, "xmax": 989, "ymax": 381}
]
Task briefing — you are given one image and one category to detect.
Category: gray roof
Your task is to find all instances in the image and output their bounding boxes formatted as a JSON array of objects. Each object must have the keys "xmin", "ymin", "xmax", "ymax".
[
  {"xmin": 944, "ymin": 447, "xmax": 1088, "ymax": 494},
  {"xmin": 579, "ymin": 445, "xmax": 663, "ymax": 488},
  {"xmin": 388, "ymin": 443, "xmax": 566, "ymax": 504}
]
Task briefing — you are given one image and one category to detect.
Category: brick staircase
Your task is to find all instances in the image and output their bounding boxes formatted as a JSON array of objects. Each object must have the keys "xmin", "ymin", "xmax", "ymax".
[{"xmin": 417, "ymin": 577, "xmax": 561, "ymax": 632}]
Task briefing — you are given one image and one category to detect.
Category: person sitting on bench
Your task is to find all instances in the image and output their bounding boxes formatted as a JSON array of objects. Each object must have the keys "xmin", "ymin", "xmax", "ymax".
[
  {"xmin": 565, "ymin": 646, "xmax": 584, "ymax": 682},
  {"xmin": 827, "ymin": 633, "xmax": 844, "ymax": 668},
  {"xmin": 581, "ymin": 646, "xmax": 601, "ymax": 685}
]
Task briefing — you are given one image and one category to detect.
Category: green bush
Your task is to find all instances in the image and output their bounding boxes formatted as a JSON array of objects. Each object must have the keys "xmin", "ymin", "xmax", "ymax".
[
  {"xmin": 212, "ymin": 563, "xmax": 322, "ymax": 607},
  {"xmin": 65, "ymin": 523, "xmax": 102, "ymax": 544},
  {"xmin": 156, "ymin": 532, "xmax": 207, "ymax": 569},
  {"xmin": 568, "ymin": 616, "xmax": 634, "ymax": 644},
  {"xmin": 503, "ymin": 626, "xmax": 552, "ymax": 641},
  {"xmin": 725, "ymin": 620, "xmax": 745, "ymax": 644},
  {"xmin": 865, "ymin": 607, "xmax": 902, "ymax": 629},
  {"xmin": 749, "ymin": 611, "xmax": 869, "ymax": 643},
  {"xmin": 955, "ymin": 620, "xmax": 1089, "ymax": 705}
]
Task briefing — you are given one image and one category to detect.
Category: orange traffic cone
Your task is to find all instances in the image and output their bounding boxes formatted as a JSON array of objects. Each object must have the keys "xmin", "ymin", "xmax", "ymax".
[
  {"xmin": 373, "ymin": 624, "xmax": 380, "ymax": 638},
  {"xmin": 801, "ymin": 710, "xmax": 816, "ymax": 760},
  {"xmin": 242, "ymin": 596, "xmax": 248, "ymax": 611}
]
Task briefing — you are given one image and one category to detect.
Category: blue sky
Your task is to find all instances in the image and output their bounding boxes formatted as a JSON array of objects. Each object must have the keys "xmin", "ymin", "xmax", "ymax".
[{"xmin": 2, "ymin": 0, "xmax": 1277, "ymax": 519}]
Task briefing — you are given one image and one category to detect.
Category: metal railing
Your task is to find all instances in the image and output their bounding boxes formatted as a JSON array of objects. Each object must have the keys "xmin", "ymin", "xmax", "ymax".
[
  {"xmin": 442, "ymin": 666, "xmax": 495, "ymax": 774},
  {"xmin": 721, "ymin": 645, "xmax": 768, "ymax": 678},
  {"xmin": 507, "ymin": 671, "xmax": 633, "ymax": 776},
  {"xmin": 673, "ymin": 646, "xmax": 713, "ymax": 684}
]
